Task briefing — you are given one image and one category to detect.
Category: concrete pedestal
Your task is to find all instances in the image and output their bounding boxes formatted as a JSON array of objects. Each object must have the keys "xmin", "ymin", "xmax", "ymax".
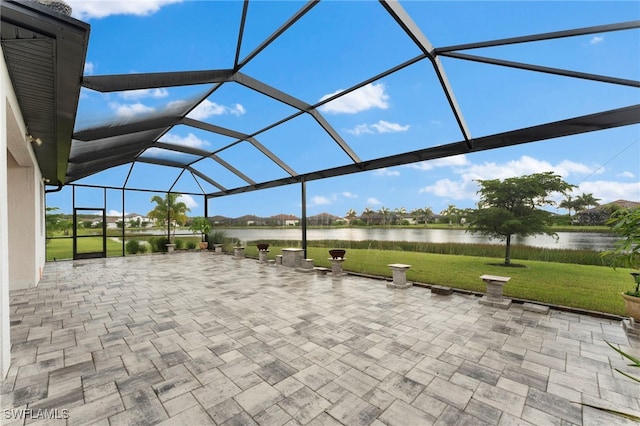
[
  {"xmin": 329, "ymin": 258, "xmax": 345, "ymax": 277},
  {"xmin": 282, "ymin": 248, "xmax": 304, "ymax": 268},
  {"xmin": 387, "ymin": 264, "xmax": 411, "ymax": 289},
  {"xmin": 213, "ymin": 244, "xmax": 223, "ymax": 254},
  {"xmin": 233, "ymin": 247, "xmax": 245, "ymax": 259},
  {"xmin": 166, "ymin": 244, "xmax": 175, "ymax": 254},
  {"xmin": 479, "ymin": 275, "xmax": 512, "ymax": 309},
  {"xmin": 258, "ymin": 250, "xmax": 269, "ymax": 264}
]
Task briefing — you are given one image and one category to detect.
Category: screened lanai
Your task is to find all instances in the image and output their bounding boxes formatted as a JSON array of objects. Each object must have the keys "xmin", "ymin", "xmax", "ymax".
[
  {"xmin": 4, "ymin": 1, "xmax": 640, "ymax": 422},
  {"xmin": 46, "ymin": 1, "xmax": 639, "ymax": 214},
  {"xmin": 3, "ymin": 0, "xmax": 639, "ymax": 243}
]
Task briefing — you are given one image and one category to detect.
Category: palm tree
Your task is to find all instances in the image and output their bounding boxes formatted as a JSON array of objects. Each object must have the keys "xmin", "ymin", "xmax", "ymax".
[
  {"xmin": 393, "ymin": 207, "xmax": 407, "ymax": 225},
  {"xmin": 362, "ymin": 207, "xmax": 374, "ymax": 226},
  {"xmin": 560, "ymin": 195, "xmax": 580, "ymax": 218},
  {"xmin": 345, "ymin": 208, "xmax": 357, "ymax": 226},
  {"xmin": 440, "ymin": 204, "xmax": 458, "ymax": 226},
  {"xmin": 379, "ymin": 206, "xmax": 390, "ymax": 226},
  {"xmin": 577, "ymin": 193, "xmax": 600, "ymax": 210},
  {"xmin": 422, "ymin": 206, "xmax": 434, "ymax": 225},
  {"xmin": 148, "ymin": 193, "xmax": 190, "ymax": 238}
]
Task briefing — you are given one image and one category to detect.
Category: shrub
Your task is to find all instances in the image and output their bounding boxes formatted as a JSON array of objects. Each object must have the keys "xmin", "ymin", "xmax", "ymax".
[
  {"xmin": 208, "ymin": 230, "xmax": 227, "ymax": 245},
  {"xmin": 138, "ymin": 244, "xmax": 148, "ymax": 254},
  {"xmin": 174, "ymin": 239, "xmax": 184, "ymax": 250},
  {"xmin": 185, "ymin": 240, "xmax": 197, "ymax": 250},
  {"xmin": 149, "ymin": 236, "xmax": 169, "ymax": 252},
  {"xmin": 125, "ymin": 239, "xmax": 140, "ymax": 254}
]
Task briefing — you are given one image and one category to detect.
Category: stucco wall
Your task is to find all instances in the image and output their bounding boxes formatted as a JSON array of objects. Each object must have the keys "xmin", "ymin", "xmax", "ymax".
[
  {"xmin": 1, "ymin": 48, "xmax": 46, "ymax": 377},
  {"xmin": 1, "ymin": 51, "xmax": 11, "ymax": 378}
]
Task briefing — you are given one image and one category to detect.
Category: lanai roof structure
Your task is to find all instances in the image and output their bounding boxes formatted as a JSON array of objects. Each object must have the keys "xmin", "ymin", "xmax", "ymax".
[{"xmin": 3, "ymin": 0, "xmax": 639, "ymax": 204}]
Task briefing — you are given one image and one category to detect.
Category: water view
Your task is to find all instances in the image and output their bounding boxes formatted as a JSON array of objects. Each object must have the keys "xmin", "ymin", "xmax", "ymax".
[{"xmin": 212, "ymin": 228, "xmax": 616, "ymax": 252}]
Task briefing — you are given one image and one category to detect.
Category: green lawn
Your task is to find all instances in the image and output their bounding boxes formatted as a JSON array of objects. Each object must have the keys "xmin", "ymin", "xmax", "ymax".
[
  {"xmin": 244, "ymin": 245, "xmax": 633, "ymax": 316},
  {"xmin": 45, "ymin": 239, "xmax": 634, "ymax": 316}
]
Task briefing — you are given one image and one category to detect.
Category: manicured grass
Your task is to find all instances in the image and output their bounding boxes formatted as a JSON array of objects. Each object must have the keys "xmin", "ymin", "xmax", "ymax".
[
  {"xmin": 46, "ymin": 237, "xmax": 124, "ymax": 260},
  {"xmin": 244, "ymin": 245, "xmax": 633, "ymax": 316}
]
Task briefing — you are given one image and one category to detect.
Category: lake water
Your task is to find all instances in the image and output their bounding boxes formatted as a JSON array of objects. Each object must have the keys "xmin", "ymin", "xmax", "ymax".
[{"xmin": 209, "ymin": 227, "xmax": 617, "ymax": 251}]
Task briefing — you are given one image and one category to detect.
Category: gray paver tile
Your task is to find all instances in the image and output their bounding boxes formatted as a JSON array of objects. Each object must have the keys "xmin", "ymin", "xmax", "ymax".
[
  {"xmin": 234, "ymin": 381, "xmax": 283, "ymax": 416},
  {"xmin": 278, "ymin": 386, "xmax": 331, "ymax": 424},
  {"xmin": 423, "ymin": 377, "xmax": 473, "ymax": 410},
  {"xmin": 525, "ymin": 387, "xmax": 582, "ymax": 425},
  {"xmin": 4, "ymin": 255, "xmax": 639, "ymax": 426},
  {"xmin": 325, "ymin": 392, "xmax": 381, "ymax": 426},
  {"xmin": 378, "ymin": 399, "xmax": 435, "ymax": 425}
]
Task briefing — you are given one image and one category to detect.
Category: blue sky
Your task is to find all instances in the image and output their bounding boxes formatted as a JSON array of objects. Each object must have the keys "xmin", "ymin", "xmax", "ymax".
[{"xmin": 48, "ymin": 0, "xmax": 640, "ymax": 219}]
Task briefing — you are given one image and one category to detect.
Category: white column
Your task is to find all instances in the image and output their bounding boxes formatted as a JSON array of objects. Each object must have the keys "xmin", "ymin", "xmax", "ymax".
[{"xmin": 1, "ymin": 52, "xmax": 11, "ymax": 377}]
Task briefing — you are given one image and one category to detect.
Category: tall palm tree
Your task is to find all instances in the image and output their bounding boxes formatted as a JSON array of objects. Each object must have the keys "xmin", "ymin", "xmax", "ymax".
[
  {"xmin": 393, "ymin": 207, "xmax": 407, "ymax": 225},
  {"xmin": 422, "ymin": 206, "xmax": 434, "ymax": 226},
  {"xmin": 148, "ymin": 193, "xmax": 190, "ymax": 238},
  {"xmin": 577, "ymin": 193, "xmax": 601, "ymax": 210},
  {"xmin": 345, "ymin": 208, "xmax": 357, "ymax": 226},
  {"xmin": 440, "ymin": 204, "xmax": 458, "ymax": 225},
  {"xmin": 362, "ymin": 207, "xmax": 374, "ymax": 226},
  {"xmin": 559, "ymin": 195, "xmax": 580, "ymax": 218},
  {"xmin": 378, "ymin": 206, "xmax": 390, "ymax": 226}
]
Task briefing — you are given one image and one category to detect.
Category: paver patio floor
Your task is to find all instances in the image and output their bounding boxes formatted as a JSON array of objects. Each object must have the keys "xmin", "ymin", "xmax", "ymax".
[{"xmin": 2, "ymin": 252, "xmax": 640, "ymax": 425}]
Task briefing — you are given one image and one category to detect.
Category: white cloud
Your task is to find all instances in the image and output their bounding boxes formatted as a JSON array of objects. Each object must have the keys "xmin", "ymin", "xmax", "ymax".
[
  {"xmin": 67, "ymin": 0, "xmax": 183, "ymax": 20},
  {"xmin": 576, "ymin": 181, "xmax": 640, "ymax": 205},
  {"xmin": 177, "ymin": 194, "xmax": 198, "ymax": 209},
  {"xmin": 417, "ymin": 155, "xmax": 607, "ymax": 205},
  {"xmin": 590, "ymin": 36, "xmax": 604, "ymax": 45},
  {"xmin": 187, "ymin": 100, "xmax": 246, "ymax": 120},
  {"xmin": 120, "ymin": 88, "xmax": 169, "ymax": 100},
  {"xmin": 108, "ymin": 210, "xmax": 125, "ymax": 217},
  {"xmin": 347, "ymin": 120, "xmax": 409, "ymax": 135},
  {"xmin": 373, "ymin": 168, "xmax": 400, "ymax": 177},
  {"xmin": 342, "ymin": 192, "xmax": 357, "ymax": 198},
  {"xmin": 555, "ymin": 160, "xmax": 597, "ymax": 176},
  {"xmin": 419, "ymin": 178, "xmax": 476, "ymax": 201},
  {"xmin": 371, "ymin": 120, "xmax": 409, "ymax": 133},
  {"xmin": 346, "ymin": 124, "xmax": 374, "ymax": 136},
  {"xmin": 619, "ymin": 171, "xmax": 635, "ymax": 179},
  {"xmin": 367, "ymin": 198, "xmax": 382, "ymax": 206},
  {"xmin": 84, "ymin": 61, "xmax": 95, "ymax": 75},
  {"xmin": 407, "ymin": 155, "xmax": 469, "ymax": 171},
  {"xmin": 319, "ymin": 83, "xmax": 389, "ymax": 114},
  {"xmin": 109, "ymin": 102, "xmax": 155, "ymax": 118},
  {"xmin": 161, "ymin": 133, "xmax": 208, "ymax": 149},
  {"xmin": 310, "ymin": 196, "xmax": 332, "ymax": 206}
]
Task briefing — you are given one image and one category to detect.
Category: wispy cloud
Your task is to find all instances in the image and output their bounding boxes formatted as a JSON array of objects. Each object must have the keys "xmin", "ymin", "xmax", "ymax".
[
  {"xmin": 161, "ymin": 132, "xmax": 209, "ymax": 149},
  {"xmin": 367, "ymin": 198, "xmax": 382, "ymax": 206},
  {"xmin": 310, "ymin": 196, "xmax": 332, "ymax": 206},
  {"xmin": 84, "ymin": 61, "xmax": 95, "ymax": 75},
  {"xmin": 407, "ymin": 155, "xmax": 469, "ymax": 171},
  {"xmin": 342, "ymin": 191, "xmax": 357, "ymax": 198},
  {"xmin": 373, "ymin": 168, "xmax": 400, "ymax": 177},
  {"xmin": 67, "ymin": 0, "xmax": 183, "ymax": 20},
  {"xmin": 187, "ymin": 100, "xmax": 246, "ymax": 120},
  {"xmin": 120, "ymin": 88, "xmax": 169, "ymax": 101},
  {"xmin": 418, "ymin": 155, "xmax": 606, "ymax": 204},
  {"xmin": 347, "ymin": 120, "xmax": 410, "ymax": 136},
  {"xmin": 109, "ymin": 102, "xmax": 155, "ymax": 118},
  {"xmin": 590, "ymin": 36, "xmax": 604, "ymax": 45},
  {"xmin": 319, "ymin": 83, "xmax": 389, "ymax": 114},
  {"xmin": 177, "ymin": 194, "xmax": 198, "ymax": 209}
]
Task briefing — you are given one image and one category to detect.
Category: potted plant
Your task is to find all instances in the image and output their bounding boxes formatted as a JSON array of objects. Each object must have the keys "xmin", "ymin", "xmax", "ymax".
[
  {"xmin": 189, "ymin": 217, "xmax": 212, "ymax": 250},
  {"xmin": 329, "ymin": 249, "xmax": 346, "ymax": 259},
  {"xmin": 602, "ymin": 207, "xmax": 640, "ymax": 324}
]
